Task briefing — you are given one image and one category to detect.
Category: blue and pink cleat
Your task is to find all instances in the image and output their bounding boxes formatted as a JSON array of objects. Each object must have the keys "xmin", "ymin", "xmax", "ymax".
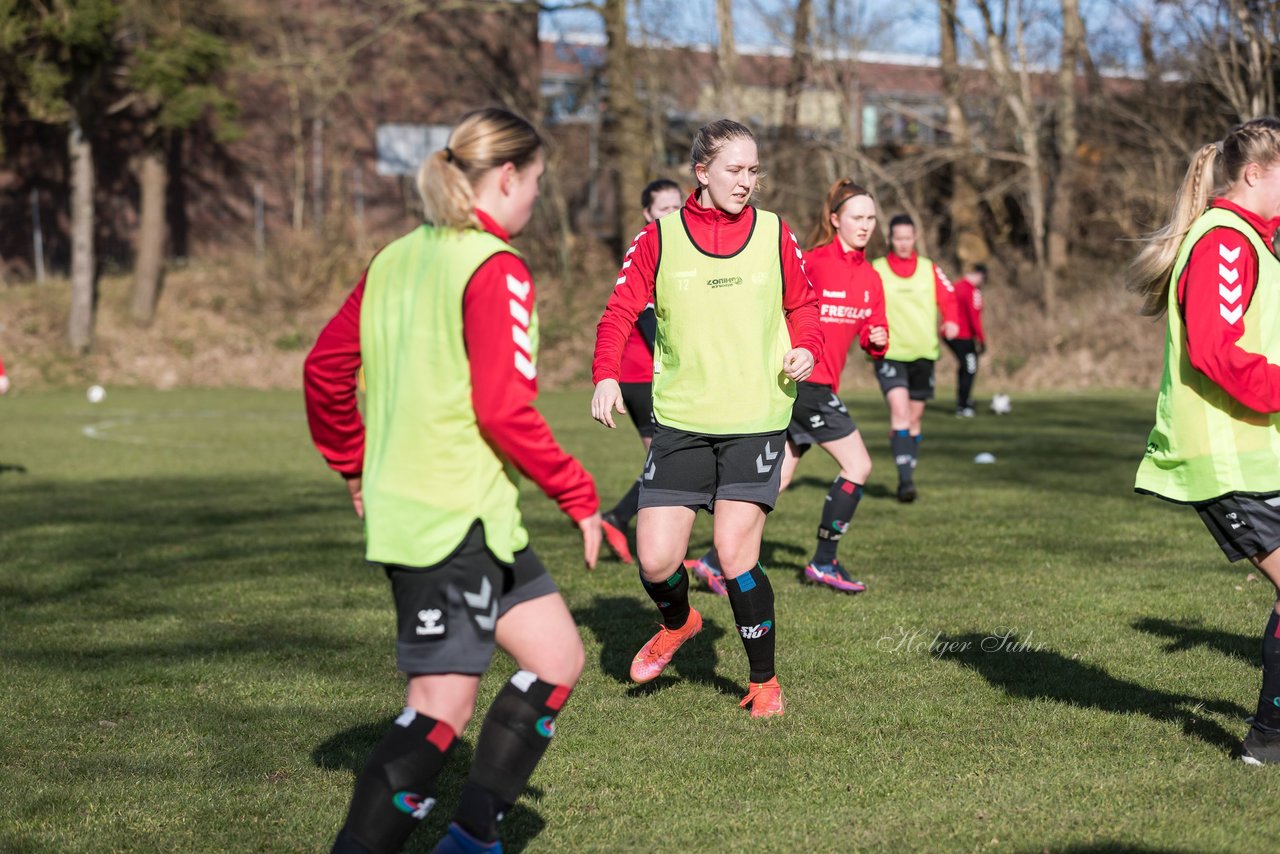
[{"xmin": 803, "ymin": 560, "xmax": 866, "ymax": 594}]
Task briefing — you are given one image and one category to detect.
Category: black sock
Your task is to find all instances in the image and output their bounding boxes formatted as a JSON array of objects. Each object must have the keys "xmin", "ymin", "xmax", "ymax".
[
  {"xmin": 958, "ymin": 354, "xmax": 977, "ymax": 409},
  {"xmin": 1255, "ymin": 609, "xmax": 1280, "ymax": 733},
  {"xmin": 609, "ymin": 478, "xmax": 642, "ymax": 526},
  {"xmin": 813, "ymin": 478, "xmax": 864, "ymax": 564},
  {"xmin": 891, "ymin": 430, "xmax": 914, "ymax": 485},
  {"xmin": 726, "ymin": 565, "xmax": 776, "ymax": 683},
  {"xmin": 456, "ymin": 671, "xmax": 572, "ymax": 844},
  {"xmin": 641, "ymin": 566, "xmax": 691, "ymax": 630},
  {"xmin": 332, "ymin": 708, "xmax": 456, "ymax": 854},
  {"xmin": 913, "ymin": 434, "xmax": 922, "ymax": 471}
]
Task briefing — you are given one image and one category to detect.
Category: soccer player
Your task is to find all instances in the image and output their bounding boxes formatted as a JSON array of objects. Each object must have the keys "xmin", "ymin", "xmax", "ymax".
[
  {"xmin": 600, "ymin": 179, "xmax": 684, "ymax": 564},
  {"xmin": 305, "ymin": 107, "xmax": 602, "ymax": 854},
  {"xmin": 1131, "ymin": 116, "xmax": 1280, "ymax": 767},
  {"xmin": 0, "ymin": 353, "xmax": 9, "ymax": 395},
  {"xmin": 780, "ymin": 178, "xmax": 889, "ymax": 592},
  {"xmin": 592, "ymin": 119, "xmax": 822, "ymax": 718},
  {"xmin": 871, "ymin": 215, "xmax": 959, "ymax": 502},
  {"xmin": 945, "ymin": 264, "xmax": 986, "ymax": 417}
]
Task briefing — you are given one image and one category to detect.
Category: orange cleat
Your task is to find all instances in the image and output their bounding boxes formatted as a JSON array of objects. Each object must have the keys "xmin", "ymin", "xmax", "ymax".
[
  {"xmin": 629, "ymin": 608, "xmax": 703, "ymax": 683},
  {"xmin": 739, "ymin": 676, "xmax": 785, "ymax": 718},
  {"xmin": 601, "ymin": 513, "xmax": 633, "ymax": 564}
]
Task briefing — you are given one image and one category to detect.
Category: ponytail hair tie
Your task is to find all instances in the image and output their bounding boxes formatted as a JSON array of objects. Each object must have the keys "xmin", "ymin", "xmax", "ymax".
[{"xmin": 444, "ymin": 147, "xmax": 455, "ymax": 163}]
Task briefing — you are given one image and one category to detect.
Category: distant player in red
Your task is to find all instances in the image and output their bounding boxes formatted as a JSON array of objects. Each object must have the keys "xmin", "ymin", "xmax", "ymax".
[
  {"xmin": 600, "ymin": 179, "xmax": 684, "ymax": 564},
  {"xmin": 945, "ymin": 264, "xmax": 986, "ymax": 417},
  {"xmin": 0, "ymin": 353, "xmax": 9, "ymax": 395}
]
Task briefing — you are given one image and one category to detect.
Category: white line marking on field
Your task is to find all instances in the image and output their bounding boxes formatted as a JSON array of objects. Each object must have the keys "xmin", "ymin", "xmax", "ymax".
[{"xmin": 80, "ymin": 410, "xmax": 305, "ymax": 448}]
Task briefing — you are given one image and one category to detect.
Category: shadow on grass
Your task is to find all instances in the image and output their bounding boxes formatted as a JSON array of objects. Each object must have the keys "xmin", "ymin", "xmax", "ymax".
[
  {"xmin": 313, "ymin": 718, "xmax": 545, "ymax": 853},
  {"xmin": 936, "ymin": 632, "xmax": 1248, "ymax": 754},
  {"xmin": 1132, "ymin": 617, "xmax": 1258, "ymax": 667},
  {"xmin": 573, "ymin": 595, "xmax": 744, "ymax": 697},
  {"xmin": 0, "ymin": 462, "xmax": 28, "ymax": 475},
  {"xmin": 1037, "ymin": 845, "xmax": 1201, "ymax": 853}
]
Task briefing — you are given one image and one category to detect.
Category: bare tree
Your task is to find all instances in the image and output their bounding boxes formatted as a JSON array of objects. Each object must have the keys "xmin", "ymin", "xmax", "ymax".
[
  {"xmin": 603, "ymin": 0, "xmax": 654, "ymax": 246},
  {"xmin": 938, "ymin": 0, "xmax": 990, "ymax": 270},
  {"xmin": 715, "ymin": 0, "xmax": 738, "ymax": 116},
  {"xmin": 1046, "ymin": 0, "xmax": 1087, "ymax": 278}
]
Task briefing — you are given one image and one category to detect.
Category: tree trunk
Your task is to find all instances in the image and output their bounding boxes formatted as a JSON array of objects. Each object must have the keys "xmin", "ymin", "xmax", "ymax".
[
  {"xmin": 131, "ymin": 145, "xmax": 169, "ymax": 326},
  {"xmin": 714, "ymin": 0, "xmax": 737, "ymax": 116},
  {"xmin": 602, "ymin": 0, "xmax": 651, "ymax": 251},
  {"xmin": 68, "ymin": 115, "xmax": 96, "ymax": 355},
  {"xmin": 1047, "ymin": 0, "xmax": 1084, "ymax": 278},
  {"xmin": 938, "ymin": 0, "xmax": 989, "ymax": 271},
  {"xmin": 781, "ymin": 0, "xmax": 812, "ymax": 140}
]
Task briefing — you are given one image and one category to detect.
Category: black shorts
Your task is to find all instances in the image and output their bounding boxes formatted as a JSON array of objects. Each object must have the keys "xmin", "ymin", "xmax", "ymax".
[
  {"xmin": 875, "ymin": 358, "xmax": 935, "ymax": 401},
  {"xmin": 1195, "ymin": 492, "xmax": 1280, "ymax": 562},
  {"xmin": 383, "ymin": 523, "xmax": 559, "ymax": 675},
  {"xmin": 638, "ymin": 422, "xmax": 786, "ymax": 512},
  {"xmin": 620, "ymin": 382, "xmax": 655, "ymax": 439},
  {"xmin": 945, "ymin": 338, "xmax": 979, "ymax": 376},
  {"xmin": 787, "ymin": 382, "xmax": 857, "ymax": 454}
]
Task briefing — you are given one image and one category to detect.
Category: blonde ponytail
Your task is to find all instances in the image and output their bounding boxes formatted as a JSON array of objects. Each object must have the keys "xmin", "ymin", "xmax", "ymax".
[
  {"xmin": 416, "ymin": 107, "xmax": 543, "ymax": 231},
  {"xmin": 1126, "ymin": 144, "xmax": 1218, "ymax": 316},
  {"xmin": 1128, "ymin": 117, "xmax": 1280, "ymax": 316}
]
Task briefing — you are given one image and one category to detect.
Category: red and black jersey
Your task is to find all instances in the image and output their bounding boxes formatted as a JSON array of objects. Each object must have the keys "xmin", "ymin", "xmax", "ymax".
[
  {"xmin": 1177, "ymin": 198, "xmax": 1280, "ymax": 413},
  {"xmin": 803, "ymin": 240, "xmax": 888, "ymax": 391},
  {"xmin": 303, "ymin": 209, "xmax": 598, "ymax": 521},
  {"xmin": 593, "ymin": 192, "xmax": 822, "ymax": 384},
  {"xmin": 952, "ymin": 274, "xmax": 985, "ymax": 343}
]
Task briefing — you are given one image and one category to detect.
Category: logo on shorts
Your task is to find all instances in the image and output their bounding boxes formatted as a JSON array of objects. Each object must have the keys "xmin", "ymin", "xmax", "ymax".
[
  {"xmin": 464, "ymin": 576, "xmax": 498, "ymax": 631},
  {"xmin": 755, "ymin": 441, "xmax": 780, "ymax": 474},
  {"xmin": 809, "ymin": 414, "xmax": 825, "ymax": 429},
  {"xmin": 879, "ymin": 363, "xmax": 897, "ymax": 378},
  {"xmin": 415, "ymin": 608, "xmax": 445, "ymax": 636},
  {"xmin": 536, "ymin": 716, "xmax": 556, "ymax": 737},
  {"xmin": 739, "ymin": 620, "xmax": 773, "ymax": 639},
  {"xmin": 827, "ymin": 393, "xmax": 847, "ymax": 413},
  {"xmin": 644, "ymin": 451, "xmax": 656, "ymax": 481},
  {"xmin": 392, "ymin": 792, "xmax": 437, "ymax": 819}
]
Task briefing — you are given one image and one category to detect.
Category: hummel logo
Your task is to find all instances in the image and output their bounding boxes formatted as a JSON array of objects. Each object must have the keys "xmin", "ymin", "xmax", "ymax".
[
  {"xmin": 822, "ymin": 289, "xmax": 846, "ymax": 298},
  {"xmin": 415, "ymin": 608, "xmax": 445, "ymax": 636},
  {"xmin": 809, "ymin": 414, "xmax": 825, "ymax": 428},
  {"xmin": 644, "ymin": 452, "xmax": 656, "ymax": 481},
  {"xmin": 506, "ymin": 274, "xmax": 531, "ymax": 301},
  {"xmin": 464, "ymin": 577, "xmax": 497, "ymax": 631},
  {"xmin": 1220, "ymin": 245, "xmax": 1241, "ymax": 263},
  {"xmin": 756, "ymin": 441, "xmax": 780, "ymax": 474}
]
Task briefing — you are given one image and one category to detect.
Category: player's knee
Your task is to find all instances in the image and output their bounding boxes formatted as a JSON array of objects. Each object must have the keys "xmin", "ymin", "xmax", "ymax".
[{"xmin": 636, "ymin": 546, "xmax": 681, "ymax": 582}]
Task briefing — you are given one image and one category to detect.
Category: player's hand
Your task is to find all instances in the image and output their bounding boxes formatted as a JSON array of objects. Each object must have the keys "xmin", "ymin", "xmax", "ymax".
[
  {"xmin": 782, "ymin": 347, "xmax": 814, "ymax": 382},
  {"xmin": 345, "ymin": 475, "xmax": 364, "ymax": 519},
  {"xmin": 0, "ymin": 375, "xmax": 9, "ymax": 395},
  {"xmin": 942, "ymin": 321, "xmax": 960, "ymax": 340},
  {"xmin": 977, "ymin": 341, "xmax": 987, "ymax": 356},
  {"xmin": 578, "ymin": 512, "xmax": 602, "ymax": 570},
  {"xmin": 591, "ymin": 379, "xmax": 624, "ymax": 428},
  {"xmin": 868, "ymin": 326, "xmax": 888, "ymax": 348}
]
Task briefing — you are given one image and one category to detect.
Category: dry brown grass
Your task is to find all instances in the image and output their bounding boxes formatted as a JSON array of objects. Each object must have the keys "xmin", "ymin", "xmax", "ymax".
[{"xmin": 0, "ymin": 240, "xmax": 1164, "ymax": 395}]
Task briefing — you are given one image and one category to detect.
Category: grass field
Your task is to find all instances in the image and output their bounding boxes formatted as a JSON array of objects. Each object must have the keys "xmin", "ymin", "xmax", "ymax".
[{"xmin": 0, "ymin": 387, "xmax": 1274, "ymax": 853}]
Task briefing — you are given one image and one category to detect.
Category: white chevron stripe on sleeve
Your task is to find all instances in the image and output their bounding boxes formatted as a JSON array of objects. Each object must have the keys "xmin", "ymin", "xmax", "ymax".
[
  {"xmin": 1218, "ymin": 264, "xmax": 1239, "ymax": 284},
  {"xmin": 1219, "ymin": 283, "xmax": 1242, "ymax": 304},
  {"xmin": 1219, "ymin": 244, "xmax": 1241, "ymax": 263},
  {"xmin": 509, "ymin": 299, "xmax": 530, "ymax": 328},
  {"xmin": 512, "ymin": 325, "xmax": 532, "ymax": 355},
  {"xmin": 1221, "ymin": 304, "xmax": 1243, "ymax": 324},
  {"xmin": 514, "ymin": 351, "xmax": 537, "ymax": 380},
  {"xmin": 506, "ymin": 274, "xmax": 531, "ymax": 301}
]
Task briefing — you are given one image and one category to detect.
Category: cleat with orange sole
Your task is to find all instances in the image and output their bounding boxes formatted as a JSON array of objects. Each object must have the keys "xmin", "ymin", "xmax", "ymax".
[
  {"xmin": 739, "ymin": 676, "xmax": 785, "ymax": 718},
  {"xmin": 601, "ymin": 513, "xmax": 633, "ymax": 564},
  {"xmin": 629, "ymin": 608, "xmax": 703, "ymax": 683}
]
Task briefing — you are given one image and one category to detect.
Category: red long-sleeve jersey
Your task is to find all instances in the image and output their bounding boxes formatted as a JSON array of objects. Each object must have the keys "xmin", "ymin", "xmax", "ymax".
[
  {"xmin": 1177, "ymin": 198, "xmax": 1280, "ymax": 414},
  {"xmin": 953, "ymin": 274, "xmax": 985, "ymax": 343},
  {"xmin": 303, "ymin": 210, "xmax": 598, "ymax": 522},
  {"xmin": 882, "ymin": 252, "xmax": 961, "ymax": 330},
  {"xmin": 803, "ymin": 240, "xmax": 888, "ymax": 391},
  {"xmin": 593, "ymin": 192, "xmax": 823, "ymax": 384}
]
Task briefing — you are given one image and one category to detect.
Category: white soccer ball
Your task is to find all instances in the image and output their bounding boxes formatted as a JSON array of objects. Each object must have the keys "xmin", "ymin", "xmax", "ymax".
[
  {"xmin": 87, "ymin": 385, "xmax": 106, "ymax": 404},
  {"xmin": 990, "ymin": 393, "xmax": 1011, "ymax": 415},
  {"xmin": 974, "ymin": 452, "xmax": 997, "ymax": 464}
]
